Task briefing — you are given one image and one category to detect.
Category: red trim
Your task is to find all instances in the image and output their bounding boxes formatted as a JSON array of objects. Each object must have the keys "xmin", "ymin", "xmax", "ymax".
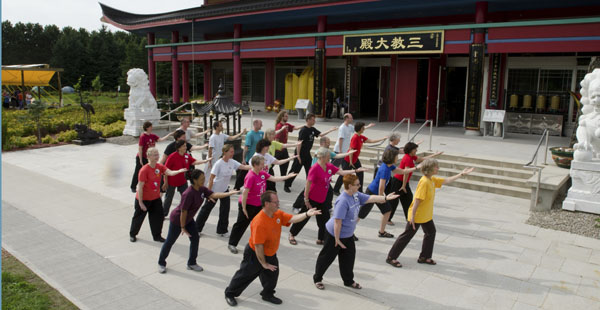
[
  {"xmin": 241, "ymin": 49, "xmax": 313, "ymax": 58},
  {"xmin": 488, "ymin": 23, "xmax": 600, "ymax": 39},
  {"xmin": 240, "ymin": 37, "xmax": 314, "ymax": 49},
  {"xmin": 487, "ymin": 5, "xmax": 600, "ymax": 22},
  {"xmin": 445, "ymin": 29, "xmax": 470, "ymax": 41},
  {"xmin": 178, "ymin": 43, "xmax": 232, "ymax": 52},
  {"xmin": 178, "ymin": 53, "xmax": 232, "ymax": 61},
  {"xmin": 444, "ymin": 45, "xmax": 470, "ymax": 54},
  {"xmin": 326, "ymin": 48, "xmax": 343, "ymax": 56},
  {"xmin": 326, "ymin": 36, "xmax": 343, "ymax": 45},
  {"xmin": 488, "ymin": 41, "xmax": 600, "ymax": 53}
]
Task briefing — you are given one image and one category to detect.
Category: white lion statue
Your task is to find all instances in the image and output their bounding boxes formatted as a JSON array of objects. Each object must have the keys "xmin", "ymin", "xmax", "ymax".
[
  {"xmin": 127, "ymin": 68, "xmax": 157, "ymax": 111},
  {"xmin": 574, "ymin": 68, "xmax": 600, "ymax": 161}
]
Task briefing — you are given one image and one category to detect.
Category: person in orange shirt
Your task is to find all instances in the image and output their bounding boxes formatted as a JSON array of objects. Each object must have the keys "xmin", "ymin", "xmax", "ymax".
[{"xmin": 224, "ymin": 191, "xmax": 321, "ymax": 307}]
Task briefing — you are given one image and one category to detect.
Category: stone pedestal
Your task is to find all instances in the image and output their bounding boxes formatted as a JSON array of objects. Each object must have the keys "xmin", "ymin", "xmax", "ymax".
[
  {"xmin": 562, "ymin": 160, "xmax": 600, "ymax": 214},
  {"xmin": 123, "ymin": 108, "xmax": 161, "ymax": 136}
]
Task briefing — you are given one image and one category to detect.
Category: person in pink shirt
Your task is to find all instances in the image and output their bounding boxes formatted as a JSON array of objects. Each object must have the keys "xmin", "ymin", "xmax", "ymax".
[
  {"xmin": 227, "ymin": 156, "xmax": 297, "ymax": 254},
  {"xmin": 288, "ymin": 148, "xmax": 366, "ymax": 245}
]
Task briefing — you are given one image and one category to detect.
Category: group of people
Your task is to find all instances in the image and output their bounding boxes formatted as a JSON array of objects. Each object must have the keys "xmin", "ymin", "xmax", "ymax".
[
  {"xmin": 127, "ymin": 112, "xmax": 474, "ymax": 307},
  {"xmin": 2, "ymin": 89, "xmax": 33, "ymax": 109}
]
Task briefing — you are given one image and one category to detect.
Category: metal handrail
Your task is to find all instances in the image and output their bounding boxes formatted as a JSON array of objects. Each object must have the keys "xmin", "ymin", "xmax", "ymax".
[
  {"xmin": 390, "ymin": 117, "xmax": 411, "ymax": 143},
  {"xmin": 160, "ymin": 102, "xmax": 193, "ymax": 121},
  {"xmin": 523, "ymin": 128, "xmax": 549, "ymax": 210},
  {"xmin": 409, "ymin": 120, "xmax": 433, "ymax": 151}
]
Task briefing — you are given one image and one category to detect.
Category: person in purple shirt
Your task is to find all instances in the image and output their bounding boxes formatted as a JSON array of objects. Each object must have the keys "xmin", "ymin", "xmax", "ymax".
[
  {"xmin": 312, "ymin": 174, "xmax": 399, "ymax": 290},
  {"xmin": 158, "ymin": 169, "xmax": 240, "ymax": 274}
]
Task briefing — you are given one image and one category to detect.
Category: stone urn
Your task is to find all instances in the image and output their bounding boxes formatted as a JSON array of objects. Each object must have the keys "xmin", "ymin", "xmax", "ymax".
[{"xmin": 549, "ymin": 147, "xmax": 574, "ymax": 169}]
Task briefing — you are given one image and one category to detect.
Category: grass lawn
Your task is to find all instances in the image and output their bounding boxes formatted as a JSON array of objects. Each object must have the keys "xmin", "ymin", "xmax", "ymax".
[{"xmin": 2, "ymin": 249, "xmax": 78, "ymax": 310}]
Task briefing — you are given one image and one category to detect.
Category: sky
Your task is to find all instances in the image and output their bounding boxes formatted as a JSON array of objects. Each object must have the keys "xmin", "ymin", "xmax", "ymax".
[{"xmin": 2, "ymin": 0, "xmax": 203, "ymax": 32}]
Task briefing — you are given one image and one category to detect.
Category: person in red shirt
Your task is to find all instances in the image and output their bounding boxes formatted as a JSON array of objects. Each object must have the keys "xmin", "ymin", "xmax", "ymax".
[
  {"xmin": 333, "ymin": 122, "xmax": 387, "ymax": 193},
  {"xmin": 224, "ymin": 191, "xmax": 321, "ymax": 307},
  {"xmin": 129, "ymin": 147, "xmax": 187, "ymax": 243},
  {"xmin": 130, "ymin": 121, "xmax": 173, "ymax": 193},
  {"xmin": 162, "ymin": 140, "xmax": 212, "ymax": 217},
  {"xmin": 273, "ymin": 110, "xmax": 305, "ymax": 178}
]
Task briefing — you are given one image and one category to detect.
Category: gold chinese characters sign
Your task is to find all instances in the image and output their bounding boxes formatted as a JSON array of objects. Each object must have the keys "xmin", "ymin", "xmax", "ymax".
[{"xmin": 343, "ymin": 31, "xmax": 444, "ymax": 55}]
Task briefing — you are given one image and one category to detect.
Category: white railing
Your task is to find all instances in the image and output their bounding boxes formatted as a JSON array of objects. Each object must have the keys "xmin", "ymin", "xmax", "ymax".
[
  {"xmin": 391, "ymin": 117, "xmax": 411, "ymax": 143},
  {"xmin": 160, "ymin": 102, "xmax": 193, "ymax": 121},
  {"xmin": 409, "ymin": 120, "xmax": 433, "ymax": 151},
  {"xmin": 523, "ymin": 128, "xmax": 550, "ymax": 209}
]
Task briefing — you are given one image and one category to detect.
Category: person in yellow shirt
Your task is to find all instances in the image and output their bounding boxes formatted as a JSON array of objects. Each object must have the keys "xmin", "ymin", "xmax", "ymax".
[{"xmin": 385, "ymin": 159, "xmax": 473, "ymax": 267}]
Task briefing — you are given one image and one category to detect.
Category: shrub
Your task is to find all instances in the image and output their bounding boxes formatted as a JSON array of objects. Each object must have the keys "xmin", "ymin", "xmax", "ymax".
[{"xmin": 57, "ymin": 130, "xmax": 78, "ymax": 142}]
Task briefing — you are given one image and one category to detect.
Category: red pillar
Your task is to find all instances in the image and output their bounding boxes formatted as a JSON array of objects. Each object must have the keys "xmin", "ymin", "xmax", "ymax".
[
  {"xmin": 203, "ymin": 61, "xmax": 212, "ymax": 102},
  {"xmin": 147, "ymin": 32, "xmax": 156, "ymax": 98},
  {"xmin": 182, "ymin": 36, "xmax": 190, "ymax": 103},
  {"xmin": 474, "ymin": 1, "xmax": 488, "ymax": 44},
  {"xmin": 265, "ymin": 58, "xmax": 274, "ymax": 108},
  {"xmin": 316, "ymin": 16, "xmax": 327, "ymax": 117},
  {"xmin": 171, "ymin": 31, "xmax": 180, "ymax": 103},
  {"xmin": 233, "ymin": 24, "xmax": 242, "ymax": 105}
]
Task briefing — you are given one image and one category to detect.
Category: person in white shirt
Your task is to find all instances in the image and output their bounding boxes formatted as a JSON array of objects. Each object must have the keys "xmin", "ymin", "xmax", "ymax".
[
  {"xmin": 195, "ymin": 144, "xmax": 251, "ymax": 236},
  {"xmin": 177, "ymin": 117, "xmax": 211, "ymax": 142},
  {"xmin": 205, "ymin": 120, "xmax": 247, "ymax": 184},
  {"xmin": 252, "ymin": 139, "xmax": 298, "ymax": 192}
]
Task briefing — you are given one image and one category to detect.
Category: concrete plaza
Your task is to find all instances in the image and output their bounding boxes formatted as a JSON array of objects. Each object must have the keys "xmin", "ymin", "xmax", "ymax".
[{"xmin": 2, "ymin": 113, "xmax": 599, "ymax": 309}]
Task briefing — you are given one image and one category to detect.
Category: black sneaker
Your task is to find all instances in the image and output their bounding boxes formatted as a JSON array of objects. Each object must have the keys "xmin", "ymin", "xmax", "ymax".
[
  {"xmin": 225, "ymin": 296, "xmax": 237, "ymax": 307},
  {"xmin": 284, "ymin": 187, "xmax": 291, "ymax": 193},
  {"xmin": 262, "ymin": 295, "xmax": 282, "ymax": 305},
  {"xmin": 353, "ymin": 234, "xmax": 359, "ymax": 241},
  {"xmin": 333, "ymin": 190, "xmax": 341, "ymax": 196},
  {"xmin": 154, "ymin": 237, "xmax": 166, "ymax": 243},
  {"xmin": 130, "ymin": 236, "xmax": 136, "ymax": 242}
]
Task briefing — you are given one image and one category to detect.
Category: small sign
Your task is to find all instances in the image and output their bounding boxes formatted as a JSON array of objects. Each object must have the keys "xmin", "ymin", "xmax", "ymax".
[
  {"xmin": 482, "ymin": 109, "xmax": 506, "ymax": 123},
  {"xmin": 296, "ymin": 99, "xmax": 311, "ymax": 110},
  {"xmin": 344, "ymin": 31, "xmax": 444, "ymax": 55}
]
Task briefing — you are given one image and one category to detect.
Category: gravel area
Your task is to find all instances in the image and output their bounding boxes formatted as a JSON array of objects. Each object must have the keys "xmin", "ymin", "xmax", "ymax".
[
  {"xmin": 527, "ymin": 209, "xmax": 600, "ymax": 239},
  {"xmin": 106, "ymin": 135, "xmax": 138, "ymax": 145}
]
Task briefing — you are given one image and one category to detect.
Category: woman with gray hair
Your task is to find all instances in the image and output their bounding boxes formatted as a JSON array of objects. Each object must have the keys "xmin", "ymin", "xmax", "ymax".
[{"xmin": 288, "ymin": 148, "xmax": 366, "ymax": 245}]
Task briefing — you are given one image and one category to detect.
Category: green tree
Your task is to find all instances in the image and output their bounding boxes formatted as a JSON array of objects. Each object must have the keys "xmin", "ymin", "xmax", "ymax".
[
  {"xmin": 27, "ymin": 100, "xmax": 48, "ymax": 144},
  {"xmin": 92, "ymin": 75, "xmax": 103, "ymax": 103}
]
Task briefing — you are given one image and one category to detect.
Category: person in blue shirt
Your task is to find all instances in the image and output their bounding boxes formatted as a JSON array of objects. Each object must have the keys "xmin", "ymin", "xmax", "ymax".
[
  {"xmin": 234, "ymin": 120, "xmax": 264, "ymax": 190},
  {"xmin": 357, "ymin": 148, "xmax": 417, "ymax": 238}
]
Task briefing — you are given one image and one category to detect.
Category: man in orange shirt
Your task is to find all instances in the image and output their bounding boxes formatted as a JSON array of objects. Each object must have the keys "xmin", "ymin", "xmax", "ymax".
[{"xmin": 224, "ymin": 191, "xmax": 321, "ymax": 307}]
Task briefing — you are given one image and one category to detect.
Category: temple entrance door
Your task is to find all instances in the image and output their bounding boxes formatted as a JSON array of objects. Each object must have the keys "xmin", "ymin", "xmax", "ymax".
[
  {"xmin": 378, "ymin": 66, "xmax": 390, "ymax": 122},
  {"xmin": 445, "ymin": 67, "xmax": 467, "ymax": 126},
  {"xmin": 359, "ymin": 67, "xmax": 380, "ymax": 118}
]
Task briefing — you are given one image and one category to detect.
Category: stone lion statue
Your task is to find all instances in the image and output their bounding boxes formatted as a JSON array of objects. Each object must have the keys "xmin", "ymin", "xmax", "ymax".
[
  {"xmin": 127, "ymin": 68, "xmax": 157, "ymax": 111},
  {"xmin": 574, "ymin": 68, "xmax": 600, "ymax": 161}
]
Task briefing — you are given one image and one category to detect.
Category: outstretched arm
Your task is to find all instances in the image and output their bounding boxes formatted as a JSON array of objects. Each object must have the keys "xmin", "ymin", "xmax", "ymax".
[
  {"xmin": 165, "ymin": 167, "xmax": 187, "ymax": 176},
  {"xmin": 209, "ymin": 189, "xmax": 241, "ymax": 200},
  {"xmin": 336, "ymin": 166, "xmax": 366, "ymax": 176},
  {"xmin": 273, "ymin": 154, "xmax": 298, "ymax": 166},
  {"xmin": 318, "ymin": 126, "xmax": 338, "ymax": 137},
  {"xmin": 333, "ymin": 149, "xmax": 356, "ymax": 159},
  {"xmin": 365, "ymin": 136, "xmax": 387, "ymax": 144},
  {"xmin": 267, "ymin": 173, "xmax": 297, "ymax": 183},
  {"xmin": 190, "ymin": 143, "xmax": 209, "ymax": 152},
  {"xmin": 158, "ymin": 131, "xmax": 174, "ymax": 142},
  {"xmin": 442, "ymin": 167, "xmax": 473, "ymax": 185},
  {"xmin": 227, "ymin": 128, "xmax": 247, "ymax": 141}
]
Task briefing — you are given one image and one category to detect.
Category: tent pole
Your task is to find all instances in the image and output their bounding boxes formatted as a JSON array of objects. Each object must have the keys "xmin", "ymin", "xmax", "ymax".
[
  {"xmin": 58, "ymin": 71, "xmax": 62, "ymax": 107},
  {"xmin": 21, "ymin": 70, "xmax": 26, "ymax": 108}
]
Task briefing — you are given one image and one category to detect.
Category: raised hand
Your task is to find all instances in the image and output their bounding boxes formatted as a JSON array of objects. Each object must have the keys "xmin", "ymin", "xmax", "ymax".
[
  {"xmin": 461, "ymin": 167, "xmax": 474, "ymax": 175},
  {"xmin": 307, "ymin": 209, "xmax": 322, "ymax": 217},
  {"xmin": 386, "ymin": 193, "xmax": 400, "ymax": 201},
  {"xmin": 356, "ymin": 167, "xmax": 367, "ymax": 173}
]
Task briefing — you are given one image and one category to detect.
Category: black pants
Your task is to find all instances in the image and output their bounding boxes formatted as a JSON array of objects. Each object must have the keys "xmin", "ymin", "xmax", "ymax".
[
  {"xmin": 333, "ymin": 159, "xmax": 364, "ymax": 193},
  {"xmin": 289, "ymin": 197, "xmax": 331, "ymax": 241},
  {"xmin": 130, "ymin": 156, "xmax": 148, "ymax": 191},
  {"xmin": 313, "ymin": 232, "xmax": 356, "ymax": 286},
  {"xmin": 284, "ymin": 153, "xmax": 311, "ymax": 188},
  {"xmin": 234, "ymin": 169, "xmax": 248, "ymax": 191},
  {"xmin": 274, "ymin": 149, "xmax": 290, "ymax": 177},
  {"xmin": 387, "ymin": 220, "xmax": 436, "ymax": 260},
  {"xmin": 158, "ymin": 219, "xmax": 200, "ymax": 267},
  {"xmin": 358, "ymin": 188, "xmax": 391, "ymax": 219},
  {"xmin": 163, "ymin": 183, "xmax": 188, "ymax": 217},
  {"xmin": 386, "ymin": 179, "xmax": 412, "ymax": 220},
  {"xmin": 225, "ymin": 244, "xmax": 279, "ymax": 298},
  {"xmin": 129, "ymin": 198, "xmax": 164, "ymax": 240},
  {"xmin": 228, "ymin": 203, "xmax": 262, "ymax": 247},
  {"xmin": 195, "ymin": 192, "xmax": 230, "ymax": 234},
  {"xmin": 267, "ymin": 166, "xmax": 277, "ymax": 192}
]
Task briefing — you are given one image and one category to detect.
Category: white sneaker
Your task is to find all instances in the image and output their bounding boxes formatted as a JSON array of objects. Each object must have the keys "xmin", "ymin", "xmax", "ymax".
[
  {"xmin": 158, "ymin": 265, "xmax": 166, "ymax": 274},
  {"xmin": 187, "ymin": 264, "xmax": 204, "ymax": 272},
  {"xmin": 219, "ymin": 232, "xmax": 230, "ymax": 238},
  {"xmin": 292, "ymin": 208, "xmax": 300, "ymax": 214}
]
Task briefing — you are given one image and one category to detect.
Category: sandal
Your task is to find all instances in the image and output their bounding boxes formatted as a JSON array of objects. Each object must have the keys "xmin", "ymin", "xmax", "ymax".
[
  {"xmin": 316, "ymin": 240, "xmax": 324, "ymax": 245},
  {"xmin": 314, "ymin": 282, "xmax": 325, "ymax": 290},
  {"xmin": 344, "ymin": 282, "xmax": 362, "ymax": 289},
  {"xmin": 417, "ymin": 257, "xmax": 437, "ymax": 265},
  {"xmin": 385, "ymin": 257, "xmax": 402, "ymax": 268},
  {"xmin": 387, "ymin": 221, "xmax": 395, "ymax": 226},
  {"xmin": 378, "ymin": 231, "xmax": 394, "ymax": 238},
  {"xmin": 288, "ymin": 236, "xmax": 298, "ymax": 245}
]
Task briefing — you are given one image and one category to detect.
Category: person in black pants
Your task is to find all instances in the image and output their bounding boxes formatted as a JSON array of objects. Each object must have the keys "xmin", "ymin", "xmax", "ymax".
[
  {"xmin": 283, "ymin": 113, "xmax": 337, "ymax": 193},
  {"xmin": 129, "ymin": 148, "xmax": 187, "ymax": 243}
]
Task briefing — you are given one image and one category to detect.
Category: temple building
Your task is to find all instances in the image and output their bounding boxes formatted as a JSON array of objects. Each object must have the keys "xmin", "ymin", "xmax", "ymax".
[{"xmin": 100, "ymin": 0, "xmax": 600, "ymax": 135}]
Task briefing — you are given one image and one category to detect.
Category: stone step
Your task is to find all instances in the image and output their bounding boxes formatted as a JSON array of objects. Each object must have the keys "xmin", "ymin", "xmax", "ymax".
[
  {"xmin": 420, "ymin": 151, "xmax": 528, "ymax": 170},
  {"xmin": 436, "ymin": 159, "xmax": 534, "ymax": 180},
  {"xmin": 428, "ymin": 167, "xmax": 530, "ymax": 188},
  {"xmin": 411, "ymin": 171, "xmax": 531, "ymax": 199}
]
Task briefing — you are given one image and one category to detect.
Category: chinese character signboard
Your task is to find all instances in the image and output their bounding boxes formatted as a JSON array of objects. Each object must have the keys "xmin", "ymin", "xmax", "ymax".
[
  {"xmin": 465, "ymin": 43, "xmax": 484, "ymax": 130},
  {"xmin": 488, "ymin": 53, "xmax": 501, "ymax": 108},
  {"xmin": 343, "ymin": 31, "xmax": 443, "ymax": 55}
]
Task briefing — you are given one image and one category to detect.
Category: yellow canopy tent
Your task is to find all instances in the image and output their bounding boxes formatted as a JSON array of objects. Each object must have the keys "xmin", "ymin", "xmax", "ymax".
[{"xmin": 2, "ymin": 64, "xmax": 64, "ymax": 104}]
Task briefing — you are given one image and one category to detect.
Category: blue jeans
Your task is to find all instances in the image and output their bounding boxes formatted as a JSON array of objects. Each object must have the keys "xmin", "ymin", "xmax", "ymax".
[{"xmin": 158, "ymin": 219, "xmax": 200, "ymax": 267}]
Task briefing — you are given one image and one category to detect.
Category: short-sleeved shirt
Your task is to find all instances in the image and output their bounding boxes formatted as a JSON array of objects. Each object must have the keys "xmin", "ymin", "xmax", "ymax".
[
  {"xmin": 249, "ymin": 210, "xmax": 293, "ymax": 256},
  {"xmin": 268, "ymin": 141, "xmax": 283, "ymax": 156},
  {"xmin": 408, "ymin": 176, "xmax": 444, "ymax": 223},
  {"xmin": 245, "ymin": 130, "xmax": 264, "ymax": 162},
  {"xmin": 311, "ymin": 151, "xmax": 336, "ymax": 166},
  {"xmin": 138, "ymin": 133, "xmax": 159, "ymax": 158},
  {"xmin": 394, "ymin": 154, "xmax": 418, "ymax": 182},
  {"xmin": 208, "ymin": 133, "xmax": 229, "ymax": 165},
  {"xmin": 307, "ymin": 162, "xmax": 339, "ymax": 203},
  {"xmin": 176, "ymin": 127, "xmax": 194, "ymax": 142},
  {"xmin": 367, "ymin": 164, "xmax": 396, "ymax": 194},
  {"xmin": 136, "ymin": 163, "xmax": 167, "ymax": 201},
  {"xmin": 344, "ymin": 134, "xmax": 368, "ymax": 164},
  {"xmin": 377, "ymin": 144, "xmax": 401, "ymax": 168},
  {"xmin": 239, "ymin": 170, "xmax": 271, "ymax": 206},
  {"xmin": 334, "ymin": 123, "xmax": 354, "ymax": 153},
  {"xmin": 275, "ymin": 122, "xmax": 294, "ymax": 144},
  {"xmin": 298, "ymin": 127, "xmax": 321, "ymax": 157},
  {"xmin": 164, "ymin": 141, "xmax": 192, "ymax": 157},
  {"xmin": 165, "ymin": 152, "xmax": 196, "ymax": 187},
  {"xmin": 326, "ymin": 191, "xmax": 370, "ymax": 238},
  {"xmin": 210, "ymin": 158, "xmax": 241, "ymax": 192},
  {"xmin": 170, "ymin": 186, "xmax": 214, "ymax": 226}
]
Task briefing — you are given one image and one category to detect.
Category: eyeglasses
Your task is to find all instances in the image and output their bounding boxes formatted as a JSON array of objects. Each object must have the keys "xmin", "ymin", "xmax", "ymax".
[
  {"xmin": 352, "ymin": 182, "xmax": 360, "ymax": 186},
  {"xmin": 269, "ymin": 201, "xmax": 280, "ymax": 206}
]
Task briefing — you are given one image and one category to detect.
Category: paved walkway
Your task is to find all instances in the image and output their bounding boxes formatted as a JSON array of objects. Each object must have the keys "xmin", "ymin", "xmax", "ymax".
[{"xmin": 2, "ymin": 113, "xmax": 598, "ymax": 309}]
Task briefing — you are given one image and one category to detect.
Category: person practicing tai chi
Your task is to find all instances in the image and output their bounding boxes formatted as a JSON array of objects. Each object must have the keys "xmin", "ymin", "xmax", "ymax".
[
  {"xmin": 224, "ymin": 191, "xmax": 321, "ymax": 307},
  {"xmin": 130, "ymin": 121, "xmax": 174, "ymax": 193},
  {"xmin": 195, "ymin": 144, "xmax": 251, "ymax": 237},
  {"xmin": 205, "ymin": 120, "xmax": 247, "ymax": 183},
  {"xmin": 385, "ymin": 159, "xmax": 473, "ymax": 268},
  {"xmin": 283, "ymin": 113, "xmax": 337, "ymax": 193},
  {"xmin": 129, "ymin": 148, "xmax": 187, "ymax": 243},
  {"xmin": 158, "ymin": 169, "xmax": 240, "ymax": 274},
  {"xmin": 252, "ymin": 139, "xmax": 298, "ymax": 192},
  {"xmin": 313, "ymin": 174, "xmax": 399, "ymax": 290},
  {"xmin": 288, "ymin": 147, "xmax": 364, "ymax": 245},
  {"xmin": 227, "ymin": 156, "xmax": 297, "ymax": 254},
  {"xmin": 162, "ymin": 140, "xmax": 212, "ymax": 217},
  {"xmin": 273, "ymin": 110, "xmax": 305, "ymax": 178},
  {"xmin": 234, "ymin": 119, "xmax": 263, "ymax": 190},
  {"xmin": 357, "ymin": 148, "xmax": 417, "ymax": 239},
  {"xmin": 159, "ymin": 129, "xmax": 208, "ymax": 165},
  {"xmin": 264, "ymin": 128, "xmax": 302, "ymax": 192}
]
